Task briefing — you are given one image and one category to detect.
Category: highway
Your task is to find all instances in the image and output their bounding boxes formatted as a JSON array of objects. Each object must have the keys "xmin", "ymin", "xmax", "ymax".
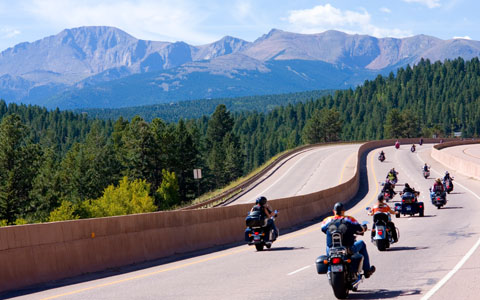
[
  {"xmin": 6, "ymin": 143, "xmax": 480, "ymax": 300},
  {"xmin": 229, "ymin": 143, "xmax": 360, "ymax": 205}
]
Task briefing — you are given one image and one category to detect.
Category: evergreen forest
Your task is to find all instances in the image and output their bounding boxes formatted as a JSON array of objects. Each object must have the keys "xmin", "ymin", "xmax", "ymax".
[{"xmin": 1, "ymin": 57, "xmax": 479, "ymax": 225}]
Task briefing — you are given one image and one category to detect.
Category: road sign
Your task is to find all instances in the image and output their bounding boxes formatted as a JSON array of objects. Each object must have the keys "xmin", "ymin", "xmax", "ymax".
[
  {"xmin": 454, "ymin": 132, "xmax": 462, "ymax": 137},
  {"xmin": 193, "ymin": 169, "xmax": 202, "ymax": 179}
]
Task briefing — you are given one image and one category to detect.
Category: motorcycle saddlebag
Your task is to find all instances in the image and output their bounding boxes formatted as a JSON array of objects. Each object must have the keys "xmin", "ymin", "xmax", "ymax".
[
  {"xmin": 315, "ymin": 255, "xmax": 329, "ymax": 274},
  {"xmin": 349, "ymin": 253, "xmax": 364, "ymax": 273},
  {"xmin": 245, "ymin": 211, "xmax": 266, "ymax": 227}
]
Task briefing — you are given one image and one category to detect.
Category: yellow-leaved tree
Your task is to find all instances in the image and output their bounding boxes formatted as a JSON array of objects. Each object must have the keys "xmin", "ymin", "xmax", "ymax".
[{"xmin": 84, "ymin": 177, "xmax": 157, "ymax": 218}]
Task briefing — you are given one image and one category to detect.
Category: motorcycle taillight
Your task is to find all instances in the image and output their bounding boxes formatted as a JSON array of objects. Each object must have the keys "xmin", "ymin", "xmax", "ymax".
[
  {"xmin": 332, "ymin": 257, "xmax": 342, "ymax": 264},
  {"xmin": 378, "ymin": 230, "xmax": 383, "ymax": 235}
]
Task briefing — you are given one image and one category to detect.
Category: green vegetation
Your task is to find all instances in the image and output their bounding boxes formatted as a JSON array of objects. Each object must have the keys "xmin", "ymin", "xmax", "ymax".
[{"xmin": 1, "ymin": 57, "xmax": 480, "ymax": 225}]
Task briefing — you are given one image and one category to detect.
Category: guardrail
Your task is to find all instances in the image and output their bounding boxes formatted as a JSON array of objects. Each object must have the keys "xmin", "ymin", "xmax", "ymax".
[{"xmin": 0, "ymin": 138, "xmax": 443, "ymax": 294}]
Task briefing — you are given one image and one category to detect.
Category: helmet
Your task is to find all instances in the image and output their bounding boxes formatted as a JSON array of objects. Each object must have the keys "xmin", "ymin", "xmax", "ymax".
[
  {"xmin": 405, "ymin": 183, "xmax": 410, "ymax": 188},
  {"xmin": 445, "ymin": 171, "xmax": 449, "ymax": 175},
  {"xmin": 256, "ymin": 196, "xmax": 267, "ymax": 206},
  {"xmin": 377, "ymin": 193, "xmax": 384, "ymax": 202},
  {"xmin": 333, "ymin": 202, "xmax": 344, "ymax": 214},
  {"xmin": 436, "ymin": 178, "xmax": 441, "ymax": 183}
]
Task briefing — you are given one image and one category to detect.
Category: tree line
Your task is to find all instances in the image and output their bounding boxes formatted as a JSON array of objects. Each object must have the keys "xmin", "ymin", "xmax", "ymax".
[{"xmin": 1, "ymin": 57, "xmax": 479, "ymax": 225}]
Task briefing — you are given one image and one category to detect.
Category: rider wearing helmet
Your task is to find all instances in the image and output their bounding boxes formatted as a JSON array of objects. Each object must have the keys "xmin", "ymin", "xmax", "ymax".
[
  {"xmin": 382, "ymin": 179, "xmax": 396, "ymax": 197},
  {"xmin": 402, "ymin": 183, "xmax": 417, "ymax": 195},
  {"xmin": 387, "ymin": 168, "xmax": 398, "ymax": 183},
  {"xmin": 423, "ymin": 163, "xmax": 429, "ymax": 172},
  {"xmin": 250, "ymin": 196, "xmax": 278, "ymax": 243},
  {"xmin": 443, "ymin": 171, "xmax": 452, "ymax": 182},
  {"xmin": 321, "ymin": 202, "xmax": 376, "ymax": 278},
  {"xmin": 369, "ymin": 194, "xmax": 398, "ymax": 243}
]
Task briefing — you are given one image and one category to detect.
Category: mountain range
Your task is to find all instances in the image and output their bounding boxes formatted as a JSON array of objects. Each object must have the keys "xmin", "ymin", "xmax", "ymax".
[{"xmin": 1, "ymin": 26, "xmax": 480, "ymax": 109}]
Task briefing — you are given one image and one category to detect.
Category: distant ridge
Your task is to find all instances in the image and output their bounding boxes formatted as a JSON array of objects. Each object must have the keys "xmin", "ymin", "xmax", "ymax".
[{"xmin": 0, "ymin": 26, "xmax": 479, "ymax": 109}]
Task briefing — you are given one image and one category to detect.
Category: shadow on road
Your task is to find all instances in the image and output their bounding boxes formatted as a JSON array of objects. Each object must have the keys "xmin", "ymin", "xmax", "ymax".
[
  {"xmin": 349, "ymin": 288, "xmax": 422, "ymax": 299},
  {"xmin": 267, "ymin": 246, "xmax": 306, "ymax": 251},
  {"xmin": 388, "ymin": 246, "xmax": 429, "ymax": 251},
  {"xmin": 440, "ymin": 206, "xmax": 463, "ymax": 209},
  {"xmin": 447, "ymin": 192, "xmax": 463, "ymax": 195}
]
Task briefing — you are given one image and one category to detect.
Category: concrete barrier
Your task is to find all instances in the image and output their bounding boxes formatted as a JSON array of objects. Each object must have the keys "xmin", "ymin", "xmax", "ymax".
[
  {"xmin": 0, "ymin": 138, "xmax": 442, "ymax": 294},
  {"xmin": 431, "ymin": 140, "xmax": 480, "ymax": 180}
]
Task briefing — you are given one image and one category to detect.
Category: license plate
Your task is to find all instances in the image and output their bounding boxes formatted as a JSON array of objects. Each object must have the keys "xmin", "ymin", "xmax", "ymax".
[
  {"xmin": 254, "ymin": 236, "xmax": 260, "ymax": 241},
  {"xmin": 406, "ymin": 206, "xmax": 411, "ymax": 211},
  {"xmin": 331, "ymin": 265, "xmax": 343, "ymax": 272}
]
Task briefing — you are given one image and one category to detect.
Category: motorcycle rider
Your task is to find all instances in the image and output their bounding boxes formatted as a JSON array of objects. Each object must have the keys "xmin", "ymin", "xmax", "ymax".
[
  {"xmin": 382, "ymin": 179, "xmax": 396, "ymax": 197},
  {"xmin": 411, "ymin": 144, "xmax": 416, "ymax": 152},
  {"xmin": 321, "ymin": 202, "xmax": 376, "ymax": 278},
  {"xmin": 402, "ymin": 183, "xmax": 419, "ymax": 202},
  {"xmin": 423, "ymin": 163, "xmax": 430, "ymax": 172},
  {"xmin": 395, "ymin": 140, "xmax": 400, "ymax": 149},
  {"xmin": 369, "ymin": 194, "xmax": 398, "ymax": 243},
  {"xmin": 443, "ymin": 171, "xmax": 453, "ymax": 182},
  {"xmin": 379, "ymin": 150, "xmax": 385, "ymax": 160},
  {"xmin": 431, "ymin": 178, "xmax": 446, "ymax": 202},
  {"xmin": 250, "ymin": 196, "xmax": 278, "ymax": 243},
  {"xmin": 386, "ymin": 168, "xmax": 399, "ymax": 184}
]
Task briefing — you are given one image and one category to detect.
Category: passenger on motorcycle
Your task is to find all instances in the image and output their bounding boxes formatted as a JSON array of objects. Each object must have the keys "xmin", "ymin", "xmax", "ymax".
[
  {"xmin": 250, "ymin": 196, "xmax": 278, "ymax": 243},
  {"xmin": 382, "ymin": 180, "xmax": 396, "ymax": 198},
  {"xmin": 321, "ymin": 203, "xmax": 376, "ymax": 278},
  {"xmin": 368, "ymin": 194, "xmax": 398, "ymax": 243}
]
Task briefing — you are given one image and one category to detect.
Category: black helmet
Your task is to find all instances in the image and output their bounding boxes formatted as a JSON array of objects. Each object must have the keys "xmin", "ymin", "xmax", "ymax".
[
  {"xmin": 405, "ymin": 183, "xmax": 410, "ymax": 188},
  {"xmin": 333, "ymin": 202, "xmax": 344, "ymax": 214},
  {"xmin": 256, "ymin": 196, "xmax": 267, "ymax": 206},
  {"xmin": 377, "ymin": 193, "xmax": 384, "ymax": 202}
]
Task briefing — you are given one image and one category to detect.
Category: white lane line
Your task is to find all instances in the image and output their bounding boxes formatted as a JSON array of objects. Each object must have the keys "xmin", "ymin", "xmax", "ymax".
[
  {"xmin": 287, "ymin": 265, "xmax": 311, "ymax": 276},
  {"xmin": 416, "ymin": 148, "xmax": 480, "ymax": 299},
  {"xmin": 421, "ymin": 237, "xmax": 480, "ymax": 300}
]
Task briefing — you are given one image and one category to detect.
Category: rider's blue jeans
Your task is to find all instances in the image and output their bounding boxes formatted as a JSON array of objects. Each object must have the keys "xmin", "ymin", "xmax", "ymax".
[{"xmin": 327, "ymin": 240, "xmax": 371, "ymax": 272}]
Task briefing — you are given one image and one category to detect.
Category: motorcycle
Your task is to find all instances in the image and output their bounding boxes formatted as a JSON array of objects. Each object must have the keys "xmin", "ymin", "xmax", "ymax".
[
  {"xmin": 369, "ymin": 211, "xmax": 398, "ymax": 251},
  {"xmin": 383, "ymin": 190, "xmax": 393, "ymax": 202},
  {"xmin": 444, "ymin": 178, "xmax": 454, "ymax": 193},
  {"xmin": 423, "ymin": 169, "xmax": 430, "ymax": 179},
  {"xmin": 395, "ymin": 142, "xmax": 400, "ymax": 149},
  {"xmin": 430, "ymin": 188, "xmax": 447, "ymax": 209},
  {"xmin": 395, "ymin": 191, "xmax": 424, "ymax": 217},
  {"xmin": 378, "ymin": 153, "xmax": 385, "ymax": 162},
  {"xmin": 315, "ymin": 222, "xmax": 368, "ymax": 299},
  {"xmin": 245, "ymin": 210, "xmax": 279, "ymax": 251},
  {"xmin": 419, "ymin": 138, "xmax": 423, "ymax": 146},
  {"xmin": 410, "ymin": 145, "xmax": 416, "ymax": 152}
]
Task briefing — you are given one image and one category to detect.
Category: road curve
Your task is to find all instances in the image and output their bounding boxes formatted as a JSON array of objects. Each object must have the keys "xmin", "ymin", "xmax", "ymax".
[
  {"xmin": 229, "ymin": 143, "xmax": 360, "ymax": 205},
  {"xmin": 6, "ymin": 143, "xmax": 480, "ymax": 300}
]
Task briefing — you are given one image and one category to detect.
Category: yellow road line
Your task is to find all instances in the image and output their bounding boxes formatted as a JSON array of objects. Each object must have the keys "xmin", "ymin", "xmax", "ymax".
[{"xmin": 41, "ymin": 152, "xmax": 380, "ymax": 300}]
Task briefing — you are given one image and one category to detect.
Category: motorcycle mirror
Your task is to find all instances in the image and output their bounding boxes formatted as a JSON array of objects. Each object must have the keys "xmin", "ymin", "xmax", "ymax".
[
  {"xmin": 361, "ymin": 221, "xmax": 369, "ymax": 226},
  {"xmin": 365, "ymin": 207, "xmax": 370, "ymax": 211}
]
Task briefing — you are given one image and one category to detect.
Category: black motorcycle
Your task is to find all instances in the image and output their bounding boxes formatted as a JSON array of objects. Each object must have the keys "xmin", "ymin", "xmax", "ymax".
[
  {"xmin": 245, "ymin": 210, "xmax": 278, "ymax": 251},
  {"xmin": 430, "ymin": 189, "xmax": 447, "ymax": 209},
  {"xmin": 378, "ymin": 153, "xmax": 385, "ymax": 162},
  {"xmin": 316, "ymin": 223, "xmax": 367, "ymax": 299}
]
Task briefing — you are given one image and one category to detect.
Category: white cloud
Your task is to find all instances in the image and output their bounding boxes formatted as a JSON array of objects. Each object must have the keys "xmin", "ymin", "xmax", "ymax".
[
  {"xmin": 403, "ymin": 0, "xmax": 441, "ymax": 8},
  {"xmin": 24, "ymin": 0, "xmax": 218, "ymax": 44},
  {"xmin": 380, "ymin": 7, "xmax": 391, "ymax": 13},
  {"xmin": 0, "ymin": 27, "xmax": 21, "ymax": 39},
  {"xmin": 287, "ymin": 4, "xmax": 411, "ymax": 38},
  {"xmin": 453, "ymin": 36, "xmax": 472, "ymax": 40}
]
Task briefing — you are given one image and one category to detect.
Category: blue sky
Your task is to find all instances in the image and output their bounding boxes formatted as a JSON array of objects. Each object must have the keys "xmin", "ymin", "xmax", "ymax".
[{"xmin": 0, "ymin": 0, "xmax": 478, "ymax": 51}]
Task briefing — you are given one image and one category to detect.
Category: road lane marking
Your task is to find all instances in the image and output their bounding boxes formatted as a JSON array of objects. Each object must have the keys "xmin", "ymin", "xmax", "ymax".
[
  {"xmin": 416, "ymin": 148, "xmax": 480, "ymax": 299},
  {"xmin": 421, "ymin": 237, "xmax": 480, "ymax": 300},
  {"xmin": 287, "ymin": 265, "xmax": 311, "ymax": 276},
  {"xmin": 40, "ymin": 145, "xmax": 375, "ymax": 300}
]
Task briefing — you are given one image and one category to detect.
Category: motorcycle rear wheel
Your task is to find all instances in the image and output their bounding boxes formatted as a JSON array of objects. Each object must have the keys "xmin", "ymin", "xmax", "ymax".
[
  {"xmin": 331, "ymin": 271, "xmax": 349, "ymax": 299},
  {"xmin": 255, "ymin": 243, "xmax": 264, "ymax": 251},
  {"xmin": 377, "ymin": 239, "xmax": 388, "ymax": 251}
]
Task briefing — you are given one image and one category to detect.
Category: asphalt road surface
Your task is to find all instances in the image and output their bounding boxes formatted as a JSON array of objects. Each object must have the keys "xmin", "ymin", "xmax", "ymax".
[
  {"xmin": 6, "ymin": 143, "xmax": 480, "ymax": 300},
  {"xmin": 229, "ymin": 143, "xmax": 360, "ymax": 205}
]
